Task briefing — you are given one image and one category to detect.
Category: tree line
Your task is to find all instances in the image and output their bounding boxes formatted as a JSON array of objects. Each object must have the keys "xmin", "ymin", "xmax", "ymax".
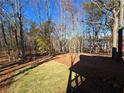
[{"xmin": 0, "ymin": 0, "xmax": 124, "ymax": 62}]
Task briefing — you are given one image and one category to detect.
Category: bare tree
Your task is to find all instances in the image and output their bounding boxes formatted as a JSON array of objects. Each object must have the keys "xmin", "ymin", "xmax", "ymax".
[{"xmin": 92, "ymin": 0, "xmax": 124, "ymax": 58}]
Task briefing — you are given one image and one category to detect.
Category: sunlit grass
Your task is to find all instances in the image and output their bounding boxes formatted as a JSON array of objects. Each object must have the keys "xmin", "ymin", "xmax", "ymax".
[{"xmin": 7, "ymin": 61, "xmax": 69, "ymax": 93}]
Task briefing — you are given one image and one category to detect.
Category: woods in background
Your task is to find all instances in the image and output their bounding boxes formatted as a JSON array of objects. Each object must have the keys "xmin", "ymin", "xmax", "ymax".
[{"xmin": 0, "ymin": 0, "xmax": 124, "ymax": 62}]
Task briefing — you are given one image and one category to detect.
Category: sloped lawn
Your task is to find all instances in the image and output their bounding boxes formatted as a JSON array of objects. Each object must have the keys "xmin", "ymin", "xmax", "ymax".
[{"xmin": 7, "ymin": 61, "xmax": 69, "ymax": 93}]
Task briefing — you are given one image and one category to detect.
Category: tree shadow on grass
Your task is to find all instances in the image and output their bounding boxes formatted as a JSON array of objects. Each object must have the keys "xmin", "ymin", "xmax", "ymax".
[
  {"xmin": 66, "ymin": 55, "xmax": 124, "ymax": 93},
  {"xmin": 0, "ymin": 54, "xmax": 71, "ymax": 93},
  {"xmin": 0, "ymin": 55, "xmax": 55, "ymax": 91},
  {"xmin": 0, "ymin": 53, "xmax": 45, "ymax": 70}
]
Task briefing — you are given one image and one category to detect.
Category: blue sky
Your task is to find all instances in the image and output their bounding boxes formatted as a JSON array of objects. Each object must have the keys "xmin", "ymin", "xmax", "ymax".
[
  {"xmin": 24, "ymin": 0, "xmax": 111, "ymax": 38},
  {"xmin": 24, "ymin": 0, "xmax": 92, "ymax": 38},
  {"xmin": 25, "ymin": 0, "xmax": 90, "ymax": 24}
]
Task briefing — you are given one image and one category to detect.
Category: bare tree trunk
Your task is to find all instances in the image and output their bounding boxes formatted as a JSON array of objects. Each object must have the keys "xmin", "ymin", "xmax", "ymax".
[
  {"xmin": 10, "ymin": 24, "xmax": 20, "ymax": 62},
  {"xmin": 118, "ymin": 0, "xmax": 124, "ymax": 59},
  {"xmin": 18, "ymin": 0, "xmax": 25, "ymax": 60},
  {"xmin": 1, "ymin": 23, "xmax": 8, "ymax": 47},
  {"xmin": 119, "ymin": 0, "xmax": 124, "ymax": 28},
  {"xmin": 1, "ymin": 22, "xmax": 11, "ymax": 62},
  {"xmin": 112, "ymin": 9, "xmax": 119, "ymax": 58},
  {"xmin": 19, "ymin": 16, "xmax": 25, "ymax": 60},
  {"xmin": 13, "ymin": 26, "xmax": 19, "ymax": 49}
]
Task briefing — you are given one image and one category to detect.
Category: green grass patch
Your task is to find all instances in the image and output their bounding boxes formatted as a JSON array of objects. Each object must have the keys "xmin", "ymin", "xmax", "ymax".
[{"xmin": 7, "ymin": 61, "xmax": 70, "ymax": 93}]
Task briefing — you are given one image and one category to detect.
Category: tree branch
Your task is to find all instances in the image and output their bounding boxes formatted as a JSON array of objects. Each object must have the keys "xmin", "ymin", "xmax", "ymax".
[{"xmin": 91, "ymin": 0, "xmax": 114, "ymax": 20}]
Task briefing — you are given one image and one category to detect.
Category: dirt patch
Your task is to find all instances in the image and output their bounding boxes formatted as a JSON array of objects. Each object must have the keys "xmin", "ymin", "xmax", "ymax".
[
  {"xmin": 52, "ymin": 53, "xmax": 81, "ymax": 66},
  {"xmin": 52, "ymin": 53, "xmax": 111, "ymax": 67}
]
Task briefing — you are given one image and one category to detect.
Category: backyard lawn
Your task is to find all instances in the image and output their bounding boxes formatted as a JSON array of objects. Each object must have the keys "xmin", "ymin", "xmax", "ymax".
[{"xmin": 6, "ymin": 60, "xmax": 69, "ymax": 93}]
